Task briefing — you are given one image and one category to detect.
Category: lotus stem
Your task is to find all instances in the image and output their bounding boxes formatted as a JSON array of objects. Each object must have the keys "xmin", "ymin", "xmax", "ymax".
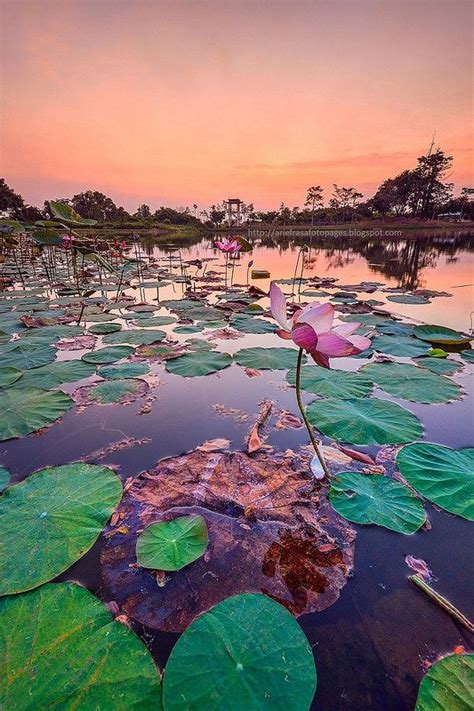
[
  {"xmin": 408, "ymin": 575, "xmax": 474, "ymax": 632},
  {"xmin": 295, "ymin": 348, "xmax": 330, "ymax": 479}
]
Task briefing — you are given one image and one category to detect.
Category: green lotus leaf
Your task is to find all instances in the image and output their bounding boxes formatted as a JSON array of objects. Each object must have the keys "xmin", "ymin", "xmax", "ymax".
[
  {"xmin": 415, "ymin": 654, "xmax": 473, "ymax": 711},
  {"xmin": 386, "ymin": 294, "xmax": 430, "ymax": 304},
  {"xmin": 88, "ymin": 322, "xmax": 122, "ymax": 334},
  {"xmin": 184, "ymin": 338, "xmax": 215, "ymax": 352},
  {"xmin": 83, "ymin": 379, "xmax": 145, "ymax": 404},
  {"xmin": 162, "ymin": 593, "xmax": 316, "ymax": 711},
  {"xmin": 165, "ymin": 351, "xmax": 232, "ymax": 377},
  {"xmin": 0, "ymin": 462, "xmax": 122, "ymax": 594},
  {"xmin": 82, "ymin": 346, "xmax": 134, "ymax": 364},
  {"xmin": 0, "ymin": 366, "xmax": 23, "ymax": 387},
  {"xmin": 131, "ymin": 316, "xmax": 176, "ymax": 327},
  {"xmin": 103, "ymin": 329, "xmax": 166, "ymax": 345},
  {"xmin": 376, "ymin": 321, "xmax": 415, "ymax": 336},
  {"xmin": 0, "ymin": 583, "xmax": 161, "ymax": 708},
  {"xmin": 0, "ymin": 341, "xmax": 56, "ymax": 370},
  {"xmin": 173, "ymin": 324, "xmax": 203, "ymax": 334},
  {"xmin": 230, "ymin": 314, "xmax": 278, "ymax": 334},
  {"xmin": 0, "ymin": 387, "xmax": 72, "ymax": 441},
  {"xmin": 396, "ymin": 443, "xmax": 474, "ymax": 520},
  {"xmin": 185, "ymin": 306, "xmax": 227, "ymax": 322},
  {"xmin": 460, "ymin": 349, "xmax": 474, "ymax": 363},
  {"xmin": 413, "ymin": 324, "xmax": 472, "ymax": 345},
  {"xmin": 329, "ymin": 471, "xmax": 426, "ymax": 533},
  {"xmin": 98, "ymin": 362, "xmax": 150, "ymax": 379},
  {"xmin": 361, "ymin": 362, "xmax": 462, "ymax": 403},
  {"xmin": 417, "ymin": 357, "xmax": 463, "ymax": 376},
  {"xmin": 234, "ymin": 347, "xmax": 300, "ymax": 370},
  {"xmin": 371, "ymin": 335, "xmax": 430, "ymax": 358},
  {"xmin": 49, "ymin": 200, "xmax": 98, "ymax": 225},
  {"xmin": 137, "ymin": 514, "xmax": 209, "ymax": 571},
  {"xmin": 0, "ymin": 466, "xmax": 10, "ymax": 491},
  {"xmin": 306, "ymin": 397, "xmax": 423, "ymax": 445},
  {"xmin": 84, "ymin": 312, "xmax": 118, "ymax": 322},
  {"xmin": 10, "ymin": 360, "xmax": 95, "ymax": 389},
  {"xmin": 287, "ymin": 365, "xmax": 373, "ymax": 398}
]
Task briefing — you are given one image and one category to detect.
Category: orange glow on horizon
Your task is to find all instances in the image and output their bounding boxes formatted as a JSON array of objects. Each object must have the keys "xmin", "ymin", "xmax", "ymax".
[{"xmin": 1, "ymin": 0, "xmax": 472, "ymax": 212}]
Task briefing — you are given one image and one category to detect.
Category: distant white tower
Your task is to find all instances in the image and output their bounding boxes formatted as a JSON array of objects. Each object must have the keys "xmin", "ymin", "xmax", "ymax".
[{"xmin": 225, "ymin": 198, "xmax": 242, "ymax": 227}]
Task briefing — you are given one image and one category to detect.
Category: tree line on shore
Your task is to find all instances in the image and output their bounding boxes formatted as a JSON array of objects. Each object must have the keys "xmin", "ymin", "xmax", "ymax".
[{"xmin": 1, "ymin": 146, "xmax": 472, "ymax": 228}]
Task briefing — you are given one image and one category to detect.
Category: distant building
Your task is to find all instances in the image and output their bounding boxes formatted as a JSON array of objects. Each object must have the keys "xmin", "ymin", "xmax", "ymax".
[{"xmin": 225, "ymin": 198, "xmax": 242, "ymax": 227}]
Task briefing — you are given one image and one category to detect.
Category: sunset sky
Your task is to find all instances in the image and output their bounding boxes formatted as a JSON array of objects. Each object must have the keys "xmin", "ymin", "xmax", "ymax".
[{"xmin": 1, "ymin": 0, "xmax": 472, "ymax": 212}]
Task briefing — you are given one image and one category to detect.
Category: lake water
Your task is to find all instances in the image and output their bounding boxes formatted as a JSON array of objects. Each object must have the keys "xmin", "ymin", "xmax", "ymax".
[{"xmin": 1, "ymin": 230, "xmax": 473, "ymax": 710}]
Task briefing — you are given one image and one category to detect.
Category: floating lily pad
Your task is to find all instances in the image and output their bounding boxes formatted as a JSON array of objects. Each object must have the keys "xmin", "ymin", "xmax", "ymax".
[
  {"xmin": 0, "ymin": 462, "xmax": 122, "ymax": 594},
  {"xmin": 173, "ymin": 324, "xmax": 203, "ymax": 334},
  {"xmin": 103, "ymin": 330, "xmax": 166, "ymax": 346},
  {"xmin": 10, "ymin": 360, "xmax": 96, "ymax": 390},
  {"xmin": 133, "ymin": 315, "xmax": 176, "ymax": 327},
  {"xmin": 185, "ymin": 338, "xmax": 215, "ymax": 352},
  {"xmin": 415, "ymin": 654, "xmax": 473, "ymax": 711},
  {"xmin": 165, "ymin": 351, "xmax": 232, "ymax": 377},
  {"xmin": 387, "ymin": 294, "xmax": 430, "ymax": 304},
  {"xmin": 417, "ymin": 357, "xmax": 463, "ymax": 376},
  {"xmin": 306, "ymin": 398, "xmax": 423, "ymax": 445},
  {"xmin": 460, "ymin": 349, "xmax": 474, "ymax": 363},
  {"xmin": 0, "ymin": 583, "xmax": 160, "ymax": 709},
  {"xmin": 85, "ymin": 312, "xmax": 118, "ymax": 322},
  {"xmin": 137, "ymin": 514, "xmax": 208, "ymax": 571},
  {"xmin": 234, "ymin": 347, "xmax": 300, "ymax": 370},
  {"xmin": 0, "ymin": 367, "xmax": 22, "ymax": 387},
  {"xmin": 230, "ymin": 314, "xmax": 278, "ymax": 334},
  {"xmin": 287, "ymin": 366, "xmax": 373, "ymax": 398},
  {"xmin": 329, "ymin": 471, "xmax": 426, "ymax": 533},
  {"xmin": 371, "ymin": 335, "xmax": 430, "ymax": 358},
  {"xmin": 376, "ymin": 321, "xmax": 415, "ymax": 337},
  {"xmin": 0, "ymin": 387, "xmax": 73, "ymax": 441},
  {"xmin": 0, "ymin": 466, "xmax": 10, "ymax": 491},
  {"xmin": 76, "ymin": 379, "xmax": 148, "ymax": 405},
  {"xmin": 88, "ymin": 322, "xmax": 122, "ymax": 334},
  {"xmin": 98, "ymin": 362, "xmax": 150, "ymax": 379},
  {"xmin": 0, "ymin": 342, "xmax": 56, "ymax": 370},
  {"xmin": 396, "ymin": 443, "xmax": 474, "ymax": 520},
  {"xmin": 162, "ymin": 593, "xmax": 317, "ymax": 711},
  {"xmin": 413, "ymin": 324, "xmax": 471, "ymax": 345},
  {"xmin": 82, "ymin": 346, "xmax": 134, "ymax": 364},
  {"xmin": 361, "ymin": 362, "xmax": 462, "ymax": 403}
]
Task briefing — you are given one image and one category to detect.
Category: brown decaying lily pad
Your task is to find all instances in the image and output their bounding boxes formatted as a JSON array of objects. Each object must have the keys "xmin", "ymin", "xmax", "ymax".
[{"xmin": 101, "ymin": 449, "xmax": 355, "ymax": 632}]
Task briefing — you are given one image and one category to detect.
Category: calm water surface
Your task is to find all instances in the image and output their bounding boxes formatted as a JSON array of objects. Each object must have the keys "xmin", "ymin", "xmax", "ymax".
[{"xmin": 1, "ymin": 233, "xmax": 473, "ymax": 710}]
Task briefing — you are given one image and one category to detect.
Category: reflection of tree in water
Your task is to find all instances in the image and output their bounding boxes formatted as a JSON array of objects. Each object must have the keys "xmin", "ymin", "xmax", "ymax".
[{"xmin": 323, "ymin": 248, "xmax": 356, "ymax": 271}]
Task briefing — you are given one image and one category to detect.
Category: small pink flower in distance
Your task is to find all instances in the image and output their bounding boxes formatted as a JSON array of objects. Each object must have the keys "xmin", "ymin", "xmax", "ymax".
[
  {"xmin": 214, "ymin": 238, "xmax": 241, "ymax": 254},
  {"xmin": 269, "ymin": 282, "xmax": 371, "ymax": 368},
  {"xmin": 62, "ymin": 234, "xmax": 75, "ymax": 249}
]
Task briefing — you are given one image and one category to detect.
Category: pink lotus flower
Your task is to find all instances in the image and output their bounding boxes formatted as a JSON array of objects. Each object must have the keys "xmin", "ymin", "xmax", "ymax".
[
  {"xmin": 214, "ymin": 238, "xmax": 241, "ymax": 254},
  {"xmin": 270, "ymin": 282, "xmax": 371, "ymax": 368},
  {"xmin": 62, "ymin": 234, "xmax": 75, "ymax": 249}
]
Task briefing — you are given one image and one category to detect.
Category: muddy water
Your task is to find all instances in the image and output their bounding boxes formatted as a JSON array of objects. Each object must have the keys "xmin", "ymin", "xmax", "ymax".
[{"xmin": 1, "ymin": 232, "xmax": 473, "ymax": 710}]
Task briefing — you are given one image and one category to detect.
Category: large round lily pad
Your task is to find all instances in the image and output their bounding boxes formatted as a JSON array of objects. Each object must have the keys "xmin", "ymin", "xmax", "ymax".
[
  {"xmin": 162, "ymin": 593, "xmax": 316, "ymax": 711},
  {"xmin": 386, "ymin": 294, "xmax": 430, "ymax": 305},
  {"xmin": 234, "ymin": 347, "xmax": 300, "ymax": 370},
  {"xmin": 329, "ymin": 472, "xmax": 426, "ymax": 533},
  {"xmin": 82, "ymin": 346, "xmax": 134, "ymax": 364},
  {"xmin": 361, "ymin": 362, "xmax": 462, "ymax": 403},
  {"xmin": 137, "ymin": 514, "xmax": 208, "ymax": 571},
  {"xmin": 165, "ymin": 351, "xmax": 232, "ymax": 377},
  {"xmin": 396, "ymin": 443, "xmax": 474, "ymax": 521},
  {"xmin": 9, "ymin": 360, "xmax": 96, "ymax": 390},
  {"xmin": 306, "ymin": 398, "xmax": 423, "ymax": 445},
  {"xmin": 0, "ymin": 583, "xmax": 160, "ymax": 709},
  {"xmin": 0, "ymin": 387, "xmax": 73, "ymax": 441},
  {"xmin": 101, "ymin": 450, "xmax": 355, "ymax": 631},
  {"xmin": 230, "ymin": 314, "xmax": 278, "ymax": 334},
  {"xmin": 287, "ymin": 366, "xmax": 373, "ymax": 398},
  {"xmin": 98, "ymin": 362, "xmax": 150, "ymax": 379},
  {"xmin": 0, "ymin": 462, "xmax": 122, "ymax": 594},
  {"xmin": 413, "ymin": 324, "xmax": 471, "ymax": 345},
  {"xmin": 371, "ymin": 335, "xmax": 429, "ymax": 358},
  {"xmin": 415, "ymin": 654, "xmax": 473, "ymax": 711},
  {"xmin": 417, "ymin": 357, "xmax": 463, "ymax": 376},
  {"xmin": 460, "ymin": 349, "xmax": 474, "ymax": 363},
  {"xmin": 88, "ymin": 322, "xmax": 122, "ymax": 334}
]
